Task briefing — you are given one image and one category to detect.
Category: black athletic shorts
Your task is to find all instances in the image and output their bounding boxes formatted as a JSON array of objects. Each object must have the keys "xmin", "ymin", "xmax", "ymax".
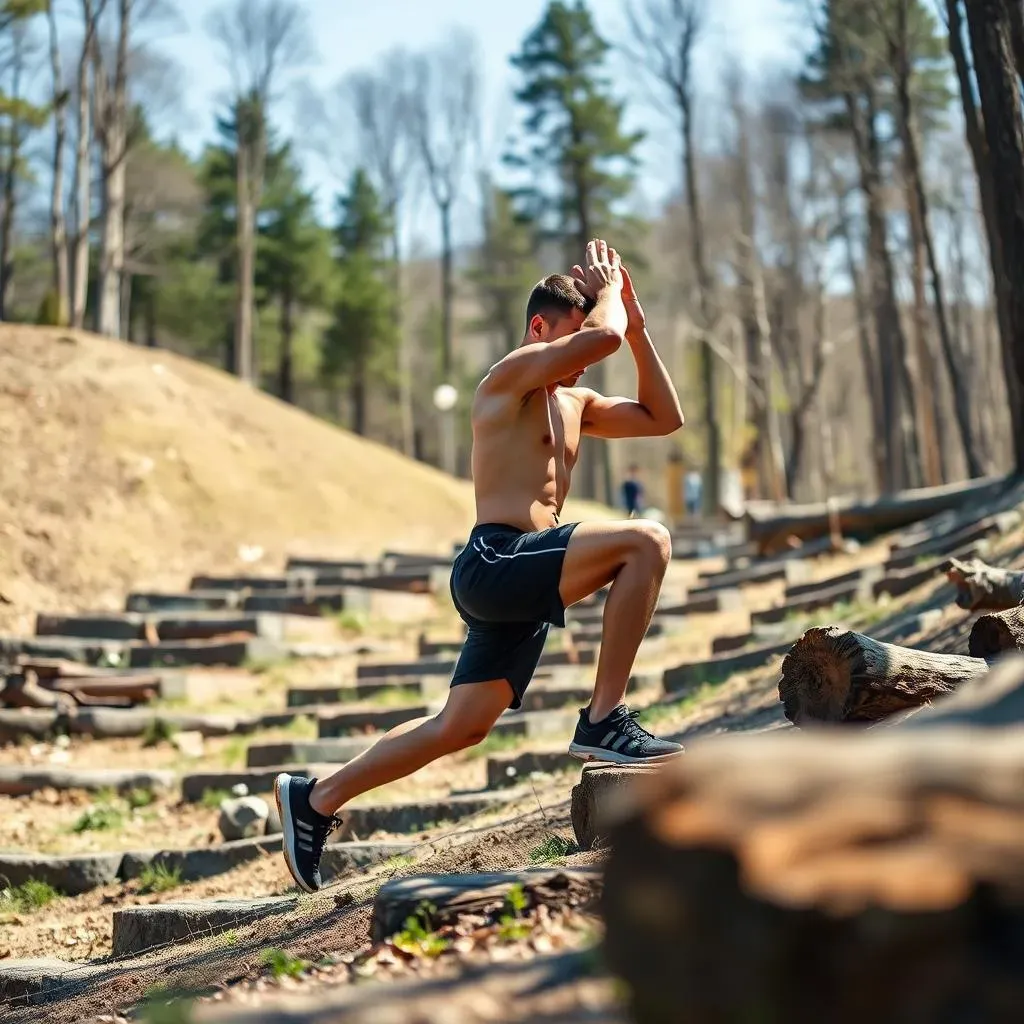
[{"xmin": 449, "ymin": 521, "xmax": 579, "ymax": 709}]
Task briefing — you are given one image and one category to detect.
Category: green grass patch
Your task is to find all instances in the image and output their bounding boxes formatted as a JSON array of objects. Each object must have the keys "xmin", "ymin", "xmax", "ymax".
[
  {"xmin": 142, "ymin": 717, "xmax": 177, "ymax": 748},
  {"xmin": 334, "ymin": 610, "xmax": 368, "ymax": 634},
  {"xmin": 199, "ymin": 788, "xmax": 232, "ymax": 810},
  {"xmin": 362, "ymin": 687, "xmax": 422, "ymax": 707},
  {"xmin": 140, "ymin": 987, "xmax": 196, "ymax": 1024},
  {"xmin": 638, "ymin": 684, "xmax": 717, "ymax": 728},
  {"xmin": 377, "ymin": 853, "xmax": 416, "ymax": 874},
  {"xmin": 127, "ymin": 787, "xmax": 157, "ymax": 809},
  {"xmin": 392, "ymin": 902, "xmax": 450, "ymax": 958},
  {"xmin": 283, "ymin": 714, "xmax": 317, "ymax": 738},
  {"xmin": 466, "ymin": 731, "xmax": 525, "ymax": 759},
  {"xmin": 259, "ymin": 947, "xmax": 309, "ymax": 980},
  {"xmin": 497, "ymin": 883, "xmax": 532, "ymax": 942},
  {"xmin": 73, "ymin": 801, "xmax": 125, "ymax": 833},
  {"xmin": 219, "ymin": 735, "xmax": 248, "ymax": 769},
  {"xmin": 138, "ymin": 863, "xmax": 183, "ymax": 895},
  {"xmin": 529, "ymin": 834, "xmax": 578, "ymax": 865},
  {"xmin": 0, "ymin": 879, "xmax": 61, "ymax": 914}
]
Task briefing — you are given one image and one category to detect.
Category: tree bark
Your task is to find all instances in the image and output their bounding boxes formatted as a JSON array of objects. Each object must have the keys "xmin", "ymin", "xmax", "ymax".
[
  {"xmin": 846, "ymin": 87, "xmax": 920, "ymax": 491},
  {"xmin": 351, "ymin": 355, "xmax": 367, "ymax": 436},
  {"xmin": 777, "ymin": 625, "xmax": 987, "ymax": 725},
  {"xmin": 0, "ymin": 53, "xmax": 24, "ymax": 319},
  {"xmin": 969, "ymin": 606, "xmax": 1024, "ymax": 659},
  {"xmin": 602, "ymin": 720, "xmax": 1024, "ymax": 1024},
  {"xmin": 964, "ymin": 0, "xmax": 1024, "ymax": 472},
  {"xmin": 234, "ymin": 123, "xmax": 256, "ymax": 382},
  {"xmin": 278, "ymin": 279, "xmax": 294, "ymax": 404},
  {"xmin": 145, "ymin": 287, "xmax": 157, "ymax": 347},
  {"xmin": 946, "ymin": 557, "xmax": 1024, "ymax": 611},
  {"xmin": 71, "ymin": 1, "xmax": 95, "ymax": 331},
  {"xmin": 892, "ymin": 11, "xmax": 982, "ymax": 479},
  {"xmin": 680, "ymin": 97, "xmax": 719, "ymax": 516},
  {"xmin": 94, "ymin": 0, "xmax": 130, "ymax": 340},
  {"xmin": 47, "ymin": 3, "xmax": 70, "ymax": 325},
  {"xmin": 439, "ymin": 198, "xmax": 453, "ymax": 382},
  {"xmin": 949, "ymin": 0, "xmax": 1024, "ymax": 470}
]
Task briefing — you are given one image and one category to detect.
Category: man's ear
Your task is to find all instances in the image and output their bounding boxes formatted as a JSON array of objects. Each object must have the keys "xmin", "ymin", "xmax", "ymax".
[{"xmin": 528, "ymin": 313, "xmax": 547, "ymax": 340}]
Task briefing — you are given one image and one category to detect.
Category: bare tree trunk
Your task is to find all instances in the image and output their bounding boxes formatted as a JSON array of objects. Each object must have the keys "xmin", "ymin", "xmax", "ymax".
[
  {"xmin": 71, "ymin": 2, "xmax": 95, "ymax": 331},
  {"xmin": 95, "ymin": 0, "xmax": 130, "ymax": 340},
  {"xmin": 846, "ymin": 86, "xmax": 920, "ymax": 490},
  {"xmin": 278, "ymin": 279, "xmax": 294, "ymax": 403},
  {"xmin": 439, "ymin": 198, "xmax": 454, "ymax": 381},
  {"xmin": 351, "ymin": 355, "xmax": 367, "ymax": 436},
  {"xmin": 0, "ymin": 51, "xmax": 24, "ymax": 319},
  {"xmin": 681, "ymin": 99, "xmax": 719, "ymax": 516},
  {"xmin": 235, "ymin": 137, "xmax": 255, "ymax": 382},
  {"xmin": 948, "ymin": 0, "xmax": 1024, "ymax": 471},
  {"xmin": 47, "ymin": 4, "xmax": 70, "ymax": 325},
  {"xmin": 390, "ymin": 229, "xmax": 414, "ymax": 456},
  {"xmin": 119, "ymin": 270, "xmax": 131, "ymax": 340}
]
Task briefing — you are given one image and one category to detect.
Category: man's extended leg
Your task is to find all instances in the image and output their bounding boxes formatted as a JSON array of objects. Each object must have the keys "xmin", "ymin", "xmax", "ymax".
[
  {"xmin": 275, "ymin": 679, "xmax": 512, "ymax": 892},
  {"xmin": 558, "ymin": 518, "xmax": 672, "ymax": 723}
]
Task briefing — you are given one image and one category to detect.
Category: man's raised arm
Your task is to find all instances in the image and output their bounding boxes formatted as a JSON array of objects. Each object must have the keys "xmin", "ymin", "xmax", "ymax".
[
  {"xmin": 481, "ymin": 240, "xmax": 627, "ymax": 395},
  {"xmin": 580, "ymin": 266, "xmax": 684, "ymax": 439}
]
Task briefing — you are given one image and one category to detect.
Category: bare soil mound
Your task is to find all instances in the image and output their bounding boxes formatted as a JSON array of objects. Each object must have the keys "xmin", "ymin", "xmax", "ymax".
[{"xmin": 0, "ymin": 327, "xmax": 603, "ymax": 632}]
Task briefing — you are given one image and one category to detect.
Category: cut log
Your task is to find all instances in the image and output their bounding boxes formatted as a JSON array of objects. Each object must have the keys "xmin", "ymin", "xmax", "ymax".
[
  {"xmin": 946, "ymin": 558, "xmax": 1024, "ymax": 611},
  {"xmin": 897, "ymin": 654, "xmax": 1024, "ymax": 730},
  {"xmin": 601, "ymin": 727, "xmax": 1024, "ymax": 1024},
  {"xmin": 969, "ymin": 607, "xmax": 1024, "ymax": 659},
  {"xmin": 0, "ymin": 673, "xmax": 75, "ymax": 711},
  {"xmin": 741, "ymin": 475, "xmax": 1010, "ymax": 554},
  {"xmin": 777, "ymin": 625, "xmax": 987, "ymax": 725}
]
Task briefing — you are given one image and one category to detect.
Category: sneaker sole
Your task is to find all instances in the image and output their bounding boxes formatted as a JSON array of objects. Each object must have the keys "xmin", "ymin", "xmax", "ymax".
[
  {"xmin": 567, "ymin": 743, "xmax": 684, "ymax": 765},
  {"xmin": 274, "ymin": 774, "xmax": 318, "ymax": 894}
]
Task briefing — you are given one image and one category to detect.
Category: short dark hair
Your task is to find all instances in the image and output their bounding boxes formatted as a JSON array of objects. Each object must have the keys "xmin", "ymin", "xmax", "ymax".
[{"xmin": 524, "ymin": 274, "xmax": 594, "ymax": 332}]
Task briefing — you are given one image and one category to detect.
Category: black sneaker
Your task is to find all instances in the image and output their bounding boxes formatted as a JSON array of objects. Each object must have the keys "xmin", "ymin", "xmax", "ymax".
[
  {"xmin": 568, "ymin": 705, "xmax": 683, "ymax": 764},
  {"xmin": 274, "ymin": 774, "xmax": 342, "ymax": 893}
]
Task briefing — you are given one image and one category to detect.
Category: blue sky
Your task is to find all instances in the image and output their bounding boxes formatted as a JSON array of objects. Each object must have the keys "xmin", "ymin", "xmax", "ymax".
[{"xmin": 156, "ymin": 0, "xmax": 805, "ymax": 247}]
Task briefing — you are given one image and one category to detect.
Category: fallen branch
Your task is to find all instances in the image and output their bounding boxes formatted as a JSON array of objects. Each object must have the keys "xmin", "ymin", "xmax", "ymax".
[
  {"xmin": 946, "ymin": 558, "xmax": 1024, "ymax": 611},
  {"xmin": 969, "ymin": 606, "xmax": 1024, "ymax": 659},
  {"xmin": 778, "ymin": 625, "xmax": 987, "ymax": 725}
]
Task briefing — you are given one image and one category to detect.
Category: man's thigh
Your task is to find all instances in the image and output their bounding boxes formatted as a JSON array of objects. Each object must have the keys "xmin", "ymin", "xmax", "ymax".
[{"xmin": 558, "ymin": 519, "xmax": 669, "ymax": 609}]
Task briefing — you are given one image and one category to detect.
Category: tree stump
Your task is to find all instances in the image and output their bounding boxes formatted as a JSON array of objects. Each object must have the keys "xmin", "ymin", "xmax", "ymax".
[
  {"xmin": 777, "ymin": 625, "xmax": 987, "ymax": 725},
  {"xmin": 969, "ymin": 605, "xmax": 1024, "ymax": 659},
  {"xmin": 946, "ymin": 557, "xmax": 1024, "ymax": 611},
  {"xmin": 601, "ymin": 728, "xmax": 1024, "ymax": 1024}
]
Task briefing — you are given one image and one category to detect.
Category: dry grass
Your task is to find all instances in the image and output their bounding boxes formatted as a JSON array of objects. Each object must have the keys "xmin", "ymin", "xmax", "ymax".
[{"xmin": 0, "ymin": 327, "xmax": 611, "ymax": 632}]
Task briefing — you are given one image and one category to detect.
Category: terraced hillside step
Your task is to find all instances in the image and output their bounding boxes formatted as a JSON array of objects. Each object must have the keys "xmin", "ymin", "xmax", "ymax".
[
  {"xmin": 181, "ymin": 765, "xmax": 323, "ymax": 802},
  {"xmin": 492, "ymin": 708, "xmax": 578, "ymax": 740},
  {"xmin": 196, "ymin": 950, "xmax": 608, "ymax": 1024},
  {"xmin": 111, "ymin": 897, "xmax": 295, "ymax": 956},
  {"xmin": 783, "ymin": 566, "xmax": 884, "ymax": 601},
  {"xmin": 287, "ymin": 679, "xmax": 445, "ymax": 708},
  {"xmin": 240, "ymin": 586, "xmax": 372, "ymax": 616},
  {"xmin": 126, "ymin": 590, "xmax": 240, "ymax": 613},
  {"xmin": 519, "ymin": 684, "xmax": 592, "ymax": 712},
  {"xmin": 0, "ymin": 707, "xmax": 59, "ymax": 741},
  {"xmin": 356, "ymin": 657, "xmax": 456, "ymax": 680},
  {"xmin": 487, "ymin": 749, "xmax": 578, "ymax": 788},
  {"xmin": 692, "ymin": 558, "xmax": 812, "ymax": 594},
  {"xmin": 382, "ymin": 549, "xmax": 455, "ymax": 569},
  {"xmin": 711, "ymin": 628, "xmax": 795, "ymax": 655},
  {"xmin": 246, "ymin": 736, "xmax": 375, "ymax": 768},
  {"xmin": 64, "ymin": 707, "xmax": 261, "ymax": 739},
  {"xmin": 751, "ymin": 581, "xmax": 864, "ymax": 627},
  {"xmin": 656, "ymin": 589, "xmax": 745, "ymax": 617},
  {"xmin": 663, "ymin": 640, "xmax": 793, "ymax": 694},
  {"xmin": 190, "ymin": 573, "xmax": 314, "ymax": 592},
  {"xmin": 886, "ymin": 510, "xmax": 1018, "ymax": 569},
  {"xmin": 35, "ymin": 611, "xmax": 285, "ymax": 642},
  {"xmin": 339, "ymin": 792, "xmax": 511, "ymax": 841},
  {"xmin": 0, "ymin": 851, "xmax": 124, "ymax": 895},
  {"xmin": 120, "ymin": 834, "xmax": 284, "ymax": 883},
  {"xmin": 371, "ymin": 868, "xmax": 602, "ymax": 941},
  {"xmin": 317, "ymin": 704, "xmax": 430, "ymax": 737},
  {"xmin": 0, "ymin": 957, "xmax": 106, "ymax": 1007},
  {"xmin": 569, "ymin": 620, "xmax": 665, "ymax": 647},
  {"xmin": 0, "ymin": 766, "xmax": 174, "ymax": 796},
  {"xmin": 538, "ymin": 646, "xmax": 598, "ymax": 668},
  {"xmin": 285, "ymin": 555, "xmax": 376, "ymax": 574},
  {"xmin": 0, "ymin": 635, "xmax": 285, "ymax": 669},
  {"xmin": 418, "ymin": 635, "xmax": 465, "ymax": 657},
  {"xmin": 873, "ymin": 557, "xmax": 952, "ymax": 600}
]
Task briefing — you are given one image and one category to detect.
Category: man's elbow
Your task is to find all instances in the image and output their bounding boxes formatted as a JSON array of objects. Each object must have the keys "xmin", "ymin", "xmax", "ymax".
[
  {"xmin": 656, "ymin": 410, "xmax": 684, "ymax": 436},
  {"xmin": 594, "ymin": 328, "xmax": 624, "ymax": 360}
]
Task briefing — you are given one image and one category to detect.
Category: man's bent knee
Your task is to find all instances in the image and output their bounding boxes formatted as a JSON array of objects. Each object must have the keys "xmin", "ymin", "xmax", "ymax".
[
  {"xmin": 628, "ymin": 519, "xmax": 672, "ymax": 564},
  {"xmin": 434, "ymin": 710, "xmax": 496, "ymax": 752}
]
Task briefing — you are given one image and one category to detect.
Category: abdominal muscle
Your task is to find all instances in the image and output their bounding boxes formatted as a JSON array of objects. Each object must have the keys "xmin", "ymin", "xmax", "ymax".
[{"xmin": 471, "ymin": 387, "xmax": 583, "ymax": 533}]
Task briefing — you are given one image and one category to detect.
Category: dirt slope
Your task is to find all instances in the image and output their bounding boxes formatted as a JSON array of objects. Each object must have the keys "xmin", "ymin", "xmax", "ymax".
[{"xmin": 0, "ymin": 327, "xmax": 606, "ymax": 632}]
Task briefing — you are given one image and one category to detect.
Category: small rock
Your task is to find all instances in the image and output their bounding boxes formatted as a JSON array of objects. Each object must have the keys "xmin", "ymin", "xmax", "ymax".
[
  {"xmin": 171, "ymin": 731, "xmax": 204, "ymax": 759},
  {"xmin": 264, "ymin": 800, "xmax": 282, "ymax": 835},
  {"xmin": 55, "ymin": 735, "xmax": 71, "ymax": 749},
  {"xmin": 218, "ymin": 796, "xmax": 270, "ymax": 841},
  {"xmin": 230, "ymin": 782, "xmax": 249, "ymax": 798}
]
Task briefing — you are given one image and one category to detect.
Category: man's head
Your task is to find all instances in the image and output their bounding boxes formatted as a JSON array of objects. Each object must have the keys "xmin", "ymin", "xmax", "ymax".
[{"xmin": 523, "ymin": 274, "xmax": 596, "ymax": 387}]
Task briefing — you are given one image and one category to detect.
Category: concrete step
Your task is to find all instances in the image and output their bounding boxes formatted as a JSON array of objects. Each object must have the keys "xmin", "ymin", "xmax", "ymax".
[
  {"xmin": 245, "ymin": 736, "xmax": 374, "ymax": 769},
  {"xmin": 317, "ymin": 704, "xmax": 431, "ymax": 738},
  {"xmin": 0, "ymin": 766, "xmax": 175, "ymax": 797},
  {"xmin": 663, "ymin": 640, "xmax": 793, "ymax": 694},
  {"xmin": 340, "ymin": 792, "xmax": 511, "ymax": 841},
  {"xmin": 34, "ymin": 611, "xmax": 285, "ymax": 643},
  {"xmin": 486, "ymin": 749, "xmax": 578, "ymax": 789},
  {"xmin": 126, "ymin": 590, "xmax": 239, "ymax": 613},
  {"xmin": 286, "ymin": 678, "xmax": 444, "ymax": 708}
]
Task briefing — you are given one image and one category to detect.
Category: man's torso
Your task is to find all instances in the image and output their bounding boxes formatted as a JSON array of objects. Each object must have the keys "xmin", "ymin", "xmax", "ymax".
[{"xmin": 470, "ymin": 385, "xmax": 586, "ymax": 532}]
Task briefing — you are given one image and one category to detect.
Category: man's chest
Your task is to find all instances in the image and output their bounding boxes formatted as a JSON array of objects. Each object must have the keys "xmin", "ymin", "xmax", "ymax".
[{"xmin": 524, "ymin": 390, "xmax": 583, "ymax": 465}]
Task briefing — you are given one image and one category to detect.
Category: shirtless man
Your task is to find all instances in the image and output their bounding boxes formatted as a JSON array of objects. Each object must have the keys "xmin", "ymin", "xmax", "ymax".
[{"xmin": 275, "ymin": 239, "xmax": 685, "ymax": 893}]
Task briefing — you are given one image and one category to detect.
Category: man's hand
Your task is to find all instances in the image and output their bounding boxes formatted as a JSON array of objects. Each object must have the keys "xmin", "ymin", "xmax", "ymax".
[
  {"xmin": 572, "ymin": 239, "xmax": 622, "ymax": 300},
  {"xmin": 620, "ymin": 265, "xmax": 646, "ymax": 341}
]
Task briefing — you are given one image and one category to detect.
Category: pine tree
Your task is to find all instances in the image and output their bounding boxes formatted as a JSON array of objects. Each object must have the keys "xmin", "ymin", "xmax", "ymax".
[
  {"xmin": 258, "ymin": 155, "xmax": 332, "ymax": 403},
  {"xmin": 322, "ymin": 170, "xmax": 396, "ymax": 436},
  {"xmin": 507, "ymin": 0, "xmax": 643, "ymax": 502}
]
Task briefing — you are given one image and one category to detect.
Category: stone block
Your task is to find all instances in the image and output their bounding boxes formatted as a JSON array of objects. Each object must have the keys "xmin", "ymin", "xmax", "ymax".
[
  {"xmin": 245, "ymin": 738, "xmax": 373, "ymax": 769},
  {"xmin": 0, "ymin": 851, "xmax": 123, "ymax": 895},
  {"xmin": 316, "ymin": 704, "xmax": 428, "ymax": 738},
  {"xmin": 486, "ymin": 750, "xmax": 578, "ymax": 789},
  {"xmin": 119, "ymin": 835, "xmax": 283, "ymax": 883},
  {"xmin": 0, "ymin": 766, "xmax": 174, "ymax": 797},
  {"xmin": 218, "ymin": 796, "xmax": 270, "ymax": 841}
]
